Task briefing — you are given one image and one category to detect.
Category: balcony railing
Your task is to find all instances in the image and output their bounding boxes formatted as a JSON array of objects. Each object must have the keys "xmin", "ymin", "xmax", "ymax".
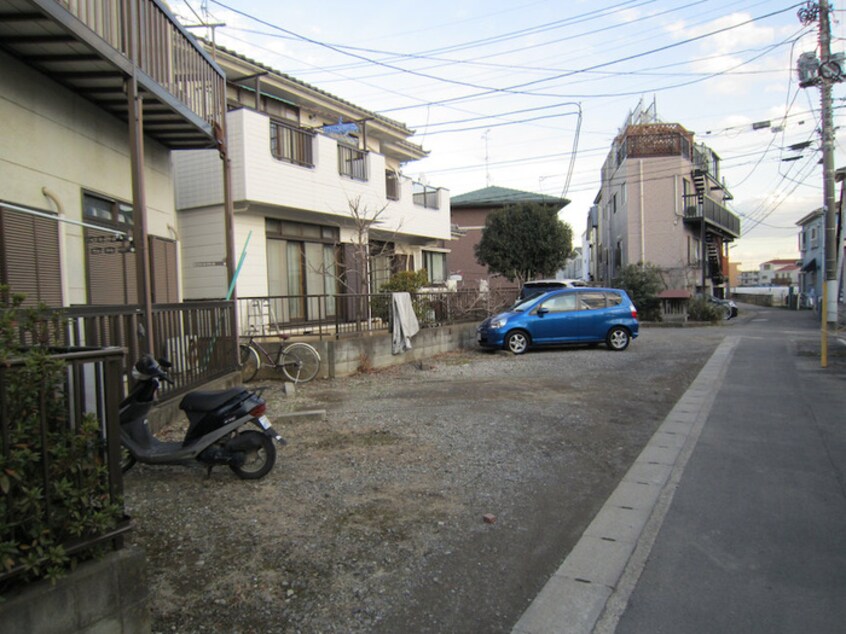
[
  {"xmin": 412, "ymin": 182, "xmax": 440, "ymax": 209},
  {"xmin": 338, "ymin": 144, "xmax": 368, "ymax": 181},
  {"xmin": 684, "ymin": 195, "xmax": 741, "ymax": 238},
  {"xmin": 5, "ymin": 0, "xmax": 226, "ymax": 148},
  {"xmin": 271, "ymin": 120, "xmax": 314, "ymax": 167}
]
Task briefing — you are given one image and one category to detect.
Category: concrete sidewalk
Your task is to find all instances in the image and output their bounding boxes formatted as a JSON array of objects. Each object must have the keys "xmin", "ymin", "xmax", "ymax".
[{"xmin": 513, "ymin": 308, "xmax": 846, "ymax": 633}]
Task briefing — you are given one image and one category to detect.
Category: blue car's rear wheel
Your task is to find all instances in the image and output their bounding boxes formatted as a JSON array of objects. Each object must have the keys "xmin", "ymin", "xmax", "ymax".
[
  {"xmin": 505, "ymin": 330, "xmax": 530, "ymax": 355},
  {"xmin": 606, "ymin": 326, "xmax": 631, "ymax": 351}
]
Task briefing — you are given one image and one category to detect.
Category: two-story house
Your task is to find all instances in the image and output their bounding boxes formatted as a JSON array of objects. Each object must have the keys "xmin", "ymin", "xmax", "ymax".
[
  {"xmin": 448, "ymin": 186, "xmax": 569, "ymax": 290},
  {"xmin": 759, "ymin": 258, "xmax": 800, "ymax": 286},
  {"xmin": 0, "ymin": 0, "xmax": 225, "ymax": 315},
  {"xmin": 589, "ymin": 103, "xmax": 740, "ymax": 297},
  {"xmin": 797, "ymin": 209, "xmax": 824, "ymax": 304},
  {"xmin": 172, "ymin": 42, "xmax": 451, "ymax": 329}
]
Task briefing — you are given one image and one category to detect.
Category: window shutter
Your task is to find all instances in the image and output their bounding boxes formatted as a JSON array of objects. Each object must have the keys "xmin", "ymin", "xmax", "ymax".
[
  {"xmin": 85, "ymin": 227, "xmax": 137, "ymax": 304},
  {"xmin": 0, "ymin": 207, "xmax": 62, "ymax": 307},
  {"xmin": 150, "ymin": 236, "xmax": 178, "ymax": 303}
]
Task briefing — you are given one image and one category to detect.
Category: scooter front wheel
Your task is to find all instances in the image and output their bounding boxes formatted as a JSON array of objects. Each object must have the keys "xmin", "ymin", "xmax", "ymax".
[{"xmin": 229, "ymin": 431, "xmax": 276, "ymax": 480}]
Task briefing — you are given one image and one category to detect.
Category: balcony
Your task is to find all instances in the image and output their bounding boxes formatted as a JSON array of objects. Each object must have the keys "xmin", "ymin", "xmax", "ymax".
[
  {"xmin": 684, "ymin": 195, "xmax": 741, "ymax": 239},
  {"xmin": 0, "ymin": 0, "xmax": 225, "ymax": 149}
]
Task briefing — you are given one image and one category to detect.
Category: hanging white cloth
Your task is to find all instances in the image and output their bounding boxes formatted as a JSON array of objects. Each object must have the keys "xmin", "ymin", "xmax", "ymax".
[{"xmin": 391, "ymin": 292, "xmax": 420, "ymax": 354}]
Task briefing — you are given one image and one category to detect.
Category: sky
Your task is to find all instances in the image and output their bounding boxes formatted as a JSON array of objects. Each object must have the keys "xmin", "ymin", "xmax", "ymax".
[{"xmin": 167, "ymin": 0, "xmax": 846, "ymax": 270}]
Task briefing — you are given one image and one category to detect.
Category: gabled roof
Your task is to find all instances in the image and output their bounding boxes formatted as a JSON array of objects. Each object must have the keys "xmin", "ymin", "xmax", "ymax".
[
  {"xmin": 796, "ymin": 208, "xmax": 824, "ymax": 226},
  {"xmin": 451, "ymin": 186, "xmax": 569, "ymax": 209},
  {"xmin": 205, "ymin": 39, "xmax": 414, "ymax": 136}
]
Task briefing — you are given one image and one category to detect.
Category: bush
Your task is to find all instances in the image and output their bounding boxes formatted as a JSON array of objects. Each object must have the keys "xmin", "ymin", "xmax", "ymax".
[
  {"xmin": 0, "ymin": 287, "xmax": 123, "ymax": 589},
  {"xmin": 612, "ymin": 264, "xmax": 664, "ymax": 321},
  {"xmin": 371, "ymin": 270, "xmax": 430, "ymax": 323},
  {"xmin": 687, "ymin": 296, "xmax": 723, "ymax": 323}
]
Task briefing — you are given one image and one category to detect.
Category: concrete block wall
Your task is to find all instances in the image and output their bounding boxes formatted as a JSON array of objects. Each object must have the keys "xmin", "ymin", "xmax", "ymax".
[
  {"xmin": 324, "ymin": 322, "xmax": 478, "ymax": 377},
  {"xmin": 0, "ymin": 547, "xmax": 150, "ymax": 634}
]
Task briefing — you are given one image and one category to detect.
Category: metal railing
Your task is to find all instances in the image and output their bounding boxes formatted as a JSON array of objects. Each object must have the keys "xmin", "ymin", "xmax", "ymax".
[
  {"xmin": 16, "ymin": 301, "xmax": 237, "ymax": 400},
  {"xmin": 0, "ymin": 346, "xmax": 130, "ymax": 585},
  {"xmin": 237, "ymin": 288, "xmax": 519, "ymax": 339},
  {"xmin": 271, "ymin": 120, "xmax": 314, "ymax": 167},
  {"xmin": 56, "ymin": 0, "xmax": 226, "ymax": 129},
  {"xmin": 684, "ymin": 196, "xmax": 741, "ymax": 238},
  {"xmin": 412, "ymin": 182, "xmax": 440, "ymax": 209}
]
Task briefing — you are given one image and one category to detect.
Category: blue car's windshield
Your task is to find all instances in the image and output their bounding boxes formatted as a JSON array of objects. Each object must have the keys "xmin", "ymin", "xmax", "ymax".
[{"xmin": 511, "ymin": 295, "xmax": 540, "ymax": 312}]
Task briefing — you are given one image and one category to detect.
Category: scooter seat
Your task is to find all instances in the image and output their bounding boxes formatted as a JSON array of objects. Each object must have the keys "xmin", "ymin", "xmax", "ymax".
[{"xmin": 179, "ymin": 388, "xmax": 248, "ymax": 413}]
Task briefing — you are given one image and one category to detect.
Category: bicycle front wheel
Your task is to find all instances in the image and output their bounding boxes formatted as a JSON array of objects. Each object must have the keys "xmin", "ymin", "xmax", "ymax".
[
  {"xmin": 279, "ymin": 342, "xmax": 321, "ymax": 383},
  {"xmin": 239, "ymin": 344, "xmax": 260, "ymax": 383}
]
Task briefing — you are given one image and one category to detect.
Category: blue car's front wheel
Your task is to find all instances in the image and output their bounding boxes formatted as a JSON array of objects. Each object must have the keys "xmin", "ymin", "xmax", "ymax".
[{"xmin": 505, "ymin": 330, "xmax": 530, "ymax": 355}]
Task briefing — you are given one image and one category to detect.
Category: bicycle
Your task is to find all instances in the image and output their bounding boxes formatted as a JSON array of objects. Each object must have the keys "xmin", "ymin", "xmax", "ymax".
[{"xmin": 239, "ymin": 334, "xmax": 321, "ymax": 384}]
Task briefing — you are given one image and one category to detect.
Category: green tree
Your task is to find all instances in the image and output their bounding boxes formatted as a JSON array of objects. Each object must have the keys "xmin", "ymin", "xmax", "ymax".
[
  {"xmin": 474, "ymin": 203, "xmax": 573, "ymax": 284},
  {"xmin": 612, "ymin": 263, "xmax": 665, "ymax": 321}
]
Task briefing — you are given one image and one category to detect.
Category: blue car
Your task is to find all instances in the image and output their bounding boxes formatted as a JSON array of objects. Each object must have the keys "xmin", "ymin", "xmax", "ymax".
[{"xmin": 477, "ymin": 287, "xmax": 639, "ymax": 354}]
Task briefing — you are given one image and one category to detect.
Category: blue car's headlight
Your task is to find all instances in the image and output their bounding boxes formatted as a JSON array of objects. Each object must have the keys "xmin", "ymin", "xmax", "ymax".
[{"xmin": 490, "ymin": 317, "xmax": 507, "ymax": 329}]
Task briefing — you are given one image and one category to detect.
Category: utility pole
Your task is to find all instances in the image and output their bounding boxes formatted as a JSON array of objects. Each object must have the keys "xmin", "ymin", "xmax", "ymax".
[{"xmin": 799, "ymin": 0, "xmax": 842, "ymax": 367}]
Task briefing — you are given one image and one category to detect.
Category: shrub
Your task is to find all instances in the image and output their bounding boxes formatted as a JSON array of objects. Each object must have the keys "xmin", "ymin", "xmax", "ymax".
[
  {"xmin": 371, "ymin": 270, "xmax": 430, "ymax": 324},
  {"xmin": 0, "ymin": 286, "xmax": 123, "ymax": 589},
  {"xmin": 687, "ymin": 296, "xmax": 723, "ymax": 323},
  {"xmin": 612, "ymin": 264, "xmax": 664, "ymax": 322}
]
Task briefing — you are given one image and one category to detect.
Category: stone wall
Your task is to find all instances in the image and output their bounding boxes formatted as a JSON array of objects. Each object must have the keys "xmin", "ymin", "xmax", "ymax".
[{"xmin": 0, "ymin": 548, "xmax": 149, "ymax": 634}]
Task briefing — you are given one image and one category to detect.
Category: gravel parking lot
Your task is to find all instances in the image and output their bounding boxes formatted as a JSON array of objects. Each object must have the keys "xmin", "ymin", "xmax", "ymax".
[{"xmin": 124, "ymin": 325, "xmax": 729, "ymax": 633}]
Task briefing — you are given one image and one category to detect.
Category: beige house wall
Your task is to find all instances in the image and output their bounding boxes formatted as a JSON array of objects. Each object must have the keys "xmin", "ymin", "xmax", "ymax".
[
  {"xmin": 0, "ymin": 50, "xmax": 178, "ymax": 306},
  {"xmin": 598, "ymin": 151, "xmax": 701, "ymax": 289}
]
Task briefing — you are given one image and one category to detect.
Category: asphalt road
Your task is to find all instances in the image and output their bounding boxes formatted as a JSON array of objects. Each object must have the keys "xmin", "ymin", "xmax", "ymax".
[{"xmin": 609, "ymin": 307, "xmax": 846, "ymax": 634}]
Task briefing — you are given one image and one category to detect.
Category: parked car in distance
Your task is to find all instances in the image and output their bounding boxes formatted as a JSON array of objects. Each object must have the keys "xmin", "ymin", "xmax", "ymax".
[
  {"xmin": 697, "ymin": 293, "xmax": 738, "ymax": 319},
  {"xmin": 518, "ymin": 278, "xmax": 586, "ymax": 301},
  {"xmin": 477, "ymin": 287, "xmax": 639, "ymax": 354}
]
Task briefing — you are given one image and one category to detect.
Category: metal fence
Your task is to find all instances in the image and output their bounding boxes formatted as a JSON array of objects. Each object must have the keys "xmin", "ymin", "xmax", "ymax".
[
  {"xmin": 0, "ymin": 346, "xmax": 130, "ymax": 586},
  {"xmin": 237, "ymin": 288, "xmax": 519, "ymax": 339},
  {"xmin": 14, "ymin": 301, "xmax": 236, "ymax": 400}
]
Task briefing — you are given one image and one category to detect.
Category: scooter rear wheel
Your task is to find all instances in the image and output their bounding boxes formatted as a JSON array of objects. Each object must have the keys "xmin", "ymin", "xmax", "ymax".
[{"xmin": 229, "ymin": 431, "xmax": 276, "ymax": 480}]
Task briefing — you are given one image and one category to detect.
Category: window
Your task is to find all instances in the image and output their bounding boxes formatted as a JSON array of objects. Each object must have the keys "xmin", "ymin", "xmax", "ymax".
[
  {"xmin": 423, "ymin": 251, "xmax": 447, "ymax": 284},
  {"xmin": 579, "ymin": 292, "xmax": 608, "ymax": 310},
  {"xmin": 810, "ymin": 226, "xmax": 819, "ymax": 249},
  {"xmin": 0, "ymin": 204, "xmax": 62, "ymax": 307},
  {"xmin": 688, "ymin": 236, "xmax": 701, "ymax": 265},
  {"xmin": 270, "ymin": 120, "xmax": 314, "ymax": 167},
  {"xmin": 539, "ymin": 293, "xmax": 577, "ymax": 313},
  {"xmin": 266, "ymin": 220, "xmax": 339, "ymax": 321},
  {"xmin": 386, "ymin": 171, "xmax": 400, "ymax": 201},
  {"xmin": 338, "ymin": 144, "xmax": 367, "ymax": 181}
]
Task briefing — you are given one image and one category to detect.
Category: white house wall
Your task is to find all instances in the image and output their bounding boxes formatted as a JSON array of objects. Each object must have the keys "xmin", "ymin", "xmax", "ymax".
[
  {"xmin": 218, "ymin": 108, "xmax": 450, "ymax": 241},
  {"xmin": 1, "ymin": 49, "xmax": 177, "ymax": 305}
]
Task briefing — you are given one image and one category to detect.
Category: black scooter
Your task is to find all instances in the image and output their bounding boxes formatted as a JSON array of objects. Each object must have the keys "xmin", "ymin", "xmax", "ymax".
[{"xmin": 120, "ymin": 355, "xmax": 284, "ymax": 479}]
